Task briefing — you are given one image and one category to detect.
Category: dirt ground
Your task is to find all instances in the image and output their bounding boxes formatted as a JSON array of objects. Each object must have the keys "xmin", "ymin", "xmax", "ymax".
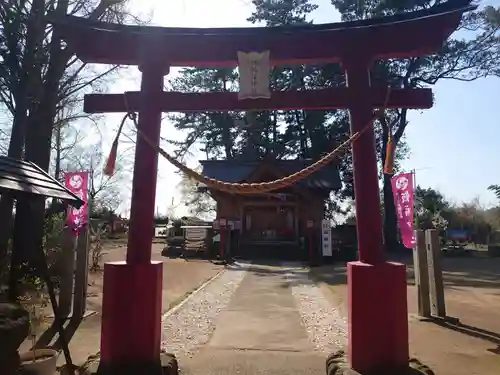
[
  {"xmin": 19, "ymin": 241, "xmax": 223, "ymax": 366},
  {"xmin": 86, "ymin": 241, "xmax": 223, "ymax": 313},
  {"xmin": 313, "ymin": 252, "xmax": 500, "ymax": 375}
]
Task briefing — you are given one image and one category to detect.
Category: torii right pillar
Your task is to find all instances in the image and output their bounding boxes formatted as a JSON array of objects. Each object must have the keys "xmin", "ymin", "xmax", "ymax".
[
  {"xmin": 343, "ymin": 56, "xmax": 409, "ymax": 373},
  {"xmin": 340, "ymin": 3, "xmax": 475, "ymax": 373}
]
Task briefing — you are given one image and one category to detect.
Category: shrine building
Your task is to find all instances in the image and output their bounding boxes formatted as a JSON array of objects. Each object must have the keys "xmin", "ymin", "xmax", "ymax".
[{"xmin": 199, "ymin": 158, "xmax": 341, "ymax": 258}]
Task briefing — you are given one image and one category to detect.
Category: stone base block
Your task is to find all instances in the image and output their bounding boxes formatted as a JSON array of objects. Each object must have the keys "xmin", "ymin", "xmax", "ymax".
[
  {"xmin": 326, "ymin": 350, "xmax": 435, "ymax": 375},
  {"xmin": 60, "ymin": 352, "xmax": 178, "ymax": 375}
]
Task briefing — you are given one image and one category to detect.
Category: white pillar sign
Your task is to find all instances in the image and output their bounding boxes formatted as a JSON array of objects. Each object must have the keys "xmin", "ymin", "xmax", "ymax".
[{"xmin": 321, "ymin": 220, "xmax": 332, "ymax": 257}]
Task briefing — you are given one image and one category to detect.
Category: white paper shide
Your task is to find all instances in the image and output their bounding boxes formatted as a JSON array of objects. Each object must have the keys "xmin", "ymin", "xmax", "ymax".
[{"xmin": 238, "ymin": 51, "xmax": 271, "ymax": 100}]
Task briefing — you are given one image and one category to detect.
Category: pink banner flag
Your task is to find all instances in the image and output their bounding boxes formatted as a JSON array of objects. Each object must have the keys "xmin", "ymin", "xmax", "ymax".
[
  {"xmin": 391, "ymin": 172, "xmax": 416, "ymax": 249},
  {"xmin": 64, "ymin": 171, "xmax": 89, "ymax": 235}
]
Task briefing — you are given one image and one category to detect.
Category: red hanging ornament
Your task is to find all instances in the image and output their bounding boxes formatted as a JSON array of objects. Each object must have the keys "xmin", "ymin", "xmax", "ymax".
[
  {"xmin": 383, "ymin": 134, "xmax": 396, "ymax": 175},
  {"xmin": 104, "ymin": 113, "xmax": 128, "ymax": 176},
  {"xmin": 104, "ymin": 139, "xmax": 118, "ymax": 176}
]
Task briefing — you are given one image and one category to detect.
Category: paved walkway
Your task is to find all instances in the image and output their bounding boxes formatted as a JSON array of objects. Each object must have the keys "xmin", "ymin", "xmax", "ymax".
[{"xmin": 178, "ymin": 262, "xmax": 340, "ymax": 375}]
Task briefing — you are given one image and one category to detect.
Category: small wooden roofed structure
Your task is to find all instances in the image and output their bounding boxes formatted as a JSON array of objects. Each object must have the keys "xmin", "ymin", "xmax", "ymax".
[
  {"xmin": 0, "ymin": 156, "xmax": 84, "ymax": 369},
  {"xmin": 0, "ymin": 156, "xmax": 84, "ymax": 207}
]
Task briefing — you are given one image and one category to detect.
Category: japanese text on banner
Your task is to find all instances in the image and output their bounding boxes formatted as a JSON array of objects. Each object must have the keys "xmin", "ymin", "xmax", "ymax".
[
  {"xmin": 64, "ymin": 172, "xmax": 89, "ymax": 235},
  {"xmin": 391, "ymin": 172, "xmax": 416, "ymax": 249}
]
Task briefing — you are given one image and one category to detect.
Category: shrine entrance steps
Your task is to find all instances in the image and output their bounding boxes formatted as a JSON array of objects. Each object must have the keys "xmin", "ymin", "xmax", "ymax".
[
  {"xmin": 178, "ymin": 263, "xmax": 334, "ymax": 375},
  {"xmin": 236, "ymin": 241, "xmax": 305, "ymax": 261}
]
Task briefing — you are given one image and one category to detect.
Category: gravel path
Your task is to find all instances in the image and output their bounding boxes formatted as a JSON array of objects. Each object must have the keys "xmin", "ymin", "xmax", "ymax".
[
  {"xmin": 161, "ymin": 262, "xmax": 249, "ymax": 356},
  {"xmin": 285, "ymin": 264, "xmax": 348, "ymax": 353}
]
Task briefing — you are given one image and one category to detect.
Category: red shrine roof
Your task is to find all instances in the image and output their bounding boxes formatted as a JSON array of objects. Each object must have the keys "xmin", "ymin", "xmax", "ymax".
[{"xmin": 49, "ymin": 0, "xmax": 475, "ymax": 67}]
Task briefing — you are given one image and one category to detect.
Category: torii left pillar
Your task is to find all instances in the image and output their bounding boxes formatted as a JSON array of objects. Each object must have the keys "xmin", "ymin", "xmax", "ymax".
[{"xmin": 98, "ymin": 61, "xmax": 168, "ymax": 375}]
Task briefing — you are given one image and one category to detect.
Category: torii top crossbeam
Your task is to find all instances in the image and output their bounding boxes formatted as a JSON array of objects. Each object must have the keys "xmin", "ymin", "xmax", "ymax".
[{"xmin": 51, "ymin": 0, "xmax": 474, "ymax": 67}]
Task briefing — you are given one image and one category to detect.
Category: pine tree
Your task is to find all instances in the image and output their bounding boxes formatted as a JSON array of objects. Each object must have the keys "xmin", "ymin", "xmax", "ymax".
[
  {"xmin": 247, "ymin": 0, "xmax": 355, "ymax": 212},
  {"xmin": 169, "ymin": 68, "xmax": 241, "ymax": 159}
]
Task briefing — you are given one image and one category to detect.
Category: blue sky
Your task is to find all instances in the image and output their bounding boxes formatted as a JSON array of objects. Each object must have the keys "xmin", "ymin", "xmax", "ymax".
[
  {"xmin": 405, "ymin": 77, "xmax": 499, "ymax": 208},
  {"xmin": 109, "ymin": 0, "xmax": 500, "ymax": 216}
]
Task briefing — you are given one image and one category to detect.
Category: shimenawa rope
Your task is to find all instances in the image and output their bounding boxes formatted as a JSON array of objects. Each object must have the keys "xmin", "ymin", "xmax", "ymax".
[{"xmin": 106, "ymin": 88, "xmax": 392, "ymax": 195}]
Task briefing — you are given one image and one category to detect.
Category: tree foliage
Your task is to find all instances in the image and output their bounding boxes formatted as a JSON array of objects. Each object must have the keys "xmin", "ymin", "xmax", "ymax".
[
  {"xmin": 169, "ymin": 0, "xmax": 373, "ymax": 218},
  {"xmin": 415, "ymin": 186, "xmax": 497, "ymax": 245},
  {"xmin": 0, "ymin": 0, "xmax": 145, "ymax": 294},
  {"xmin": 64, "ymin": 141, "xmax": 128, "ymax": 213},
  {"xmin": 488, "ymin": 184, "xmax": 500, "ymax": 201},
  {"xmin": 415, "ymin": 186, "xmax": 450, "ymax": 230},
  {"xmin": 330, "ymin": 0, "xmax": 500, "ymax": 249},
  {"xmin": 169, "ymin": 0, "xmax": 500, "ymax": 230},
  {"xmin": 177, "ymin": 170, "xmax": 216, "ymax": 218}
]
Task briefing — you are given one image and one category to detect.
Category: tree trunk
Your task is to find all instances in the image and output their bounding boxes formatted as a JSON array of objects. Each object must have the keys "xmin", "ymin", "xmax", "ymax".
[
  {"xmin": 293, "ymin": 111, "xmax": 308, "ymax": 157},
  {"xmin": 383, "ymin": 173, "xmax": 399, "ymax": 252},
  {"xmin": 379, "ymin": 114, "xmax": 401, "ymax": 253},
  {"xmin": 0, "ymin": 0, "xmax": 47, "ymax": 274},
  {"xmin": 9, "ymin": 0, "xmax": 71, "ymax": 299},
  {"xmin": 9, "ymin": 101, "xmax": 58, "ymax": 299},
  {"xmin": 6, "ymin": 0, "xmax": 117, "ymax": 298},
  {"xmin": 271, "ymin": 112, "xmax": 278, "ymax": 146},
  {"xmin": 221, "ymin": 115, "xmax": 233, "ymax": 159},
  {"xmin": 54, "ymin": 123, "xmax": 62, "ymax": 181}
]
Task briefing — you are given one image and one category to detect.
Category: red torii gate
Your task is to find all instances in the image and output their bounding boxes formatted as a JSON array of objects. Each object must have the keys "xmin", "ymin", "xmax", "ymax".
[{"xmin": 51, "ymin": 1, "xmax": 473, "ymax": 373}]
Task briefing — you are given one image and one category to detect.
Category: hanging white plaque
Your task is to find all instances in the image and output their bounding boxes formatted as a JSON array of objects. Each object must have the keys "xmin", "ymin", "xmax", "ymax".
[{"xmin": 237, "ymin": 51, "xmax": 271, "ymax": 100}]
